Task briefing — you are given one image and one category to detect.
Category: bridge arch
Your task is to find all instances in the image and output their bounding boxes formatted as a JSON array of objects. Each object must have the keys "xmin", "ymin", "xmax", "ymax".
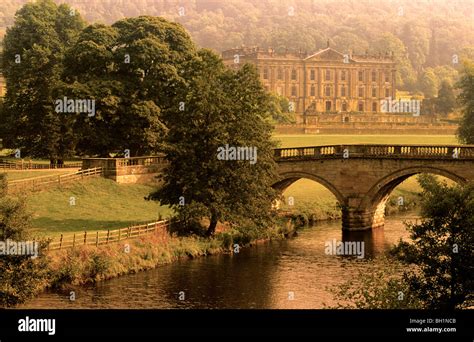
[
  {"xmin": 272, "ymin": 171, "xmax": 346, "ymax": 205},
  {"xmin": 358, "ymin": 166, "xmax": 468, "ymax": 229}
]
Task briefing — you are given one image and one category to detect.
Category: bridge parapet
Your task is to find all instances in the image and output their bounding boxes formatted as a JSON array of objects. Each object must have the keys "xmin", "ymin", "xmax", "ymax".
[{"xmin": 274, "ymin": 144, "xmax": 474, "ymax": 161}]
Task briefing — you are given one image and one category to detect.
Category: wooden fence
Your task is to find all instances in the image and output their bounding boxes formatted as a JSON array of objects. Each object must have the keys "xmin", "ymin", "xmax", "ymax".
[
  {"xmin": 0, "ymin": 160, "xmax": 82, "ymax": 170},
  {"xmin": 7, "ymin": 167, "xmax": 103, "ymax": 194},
  {"xmin": 47, "ymin": 220, "xmax": 170, "ymax": 250}
]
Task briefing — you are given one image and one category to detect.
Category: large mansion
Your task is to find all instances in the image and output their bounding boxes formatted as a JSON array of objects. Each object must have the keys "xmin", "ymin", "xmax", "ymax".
[{"xmin": 222, "ymin": 43, "xmax": 396, "ymax": 123}]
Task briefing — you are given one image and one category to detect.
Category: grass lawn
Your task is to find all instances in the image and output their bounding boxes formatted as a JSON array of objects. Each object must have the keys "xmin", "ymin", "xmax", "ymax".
[
  {"xmin": 26, "ymin": 178, "xmax": 171, "ymax": 237},
  {"xmin": 18, "ymin": 134, "xmax": 458, "ymax": 236},
  {"xmin": 4, "ymin": 169, "xmax": 78, "ymax": 181},
  {"xmin": 280, "ymin": 177, "xmax": 423, "ymax": 219},
  {"xmin": 273, "ymin": 134, "xmax": 459, "ymax": 148}
]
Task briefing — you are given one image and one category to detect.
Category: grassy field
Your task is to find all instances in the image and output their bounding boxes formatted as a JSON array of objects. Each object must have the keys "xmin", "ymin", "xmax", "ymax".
[
  {"xmin": 26, "ymin": 178, "xmax": 171, "ymax": 237},
  {"xmin": 273, "ymin": 134, "xmax": 459, "ymax": 148},
  {"xmin": 14, "ymin": 133, "xmax": 457, "ymax": 236},
  {"xmin": 4, "ymin": 169, "xmax": 78, "ymax": 181}
]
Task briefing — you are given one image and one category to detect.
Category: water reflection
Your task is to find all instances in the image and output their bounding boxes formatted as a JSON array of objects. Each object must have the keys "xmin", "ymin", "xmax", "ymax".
[{"xmin": 23, "ymin": 217, "xmax": 413, "ymax": 309}]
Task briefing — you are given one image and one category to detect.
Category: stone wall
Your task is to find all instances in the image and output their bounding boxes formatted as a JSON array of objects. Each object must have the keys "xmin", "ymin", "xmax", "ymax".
[
  {"xmin": 275, "ymin": 122, "xmax": 458, "ymax": 135},
  {"xmin": 82, "ymin": 157, "xmax": 167, "ymax": 184}
]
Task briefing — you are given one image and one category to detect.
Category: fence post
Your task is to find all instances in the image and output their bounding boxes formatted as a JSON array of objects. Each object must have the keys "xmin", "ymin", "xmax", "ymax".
[
  {"xmin": 128, "ymin": 227, "xmax": 131, "ymax": 238},
  {"xmin": 96, "ymin": 231, "xmax": 99, "ymax": 247},
  {"xmin": 106, "ymin": 230, "xmax": 110, "ymax": 244},
  {"xmin": 58, "ymin": 175, "xmax": 61, "ymax": 187},
  {"xmin": 118, "ymin": 229, "xmax": 121, "ymax": 241},
  {"xmin": 72, "ymin": 234, "xmax": 75, "ymax": 248},
  {"xmin": 138, "ymin": 226, "xmax": 140, "ymax": 236},
  {"xmin": 59, "ymin": 234, "xmax": 63, "ymax": 250},
  {"xmin": 84, "ymin": 231, "xmax": 87, "ymax": 245}
]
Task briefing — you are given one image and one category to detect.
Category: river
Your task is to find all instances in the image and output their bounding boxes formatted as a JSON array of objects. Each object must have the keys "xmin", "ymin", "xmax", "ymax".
[{"xmin": 23, "ymin": 216, "xmax": 414, "ymax": 309}]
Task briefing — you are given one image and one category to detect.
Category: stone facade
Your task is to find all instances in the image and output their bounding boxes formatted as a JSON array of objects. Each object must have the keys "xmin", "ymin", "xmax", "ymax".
[
  {"xmin": 222, "ymin": 43, "xmax": 396, "ymax": 123},
  {"xmin": 82, "ymin": 156, "xmax": 166, "ymax": 184},
  {"xmin": 0, "ymin": 73, "xmax": 5, "ymax": 98}
]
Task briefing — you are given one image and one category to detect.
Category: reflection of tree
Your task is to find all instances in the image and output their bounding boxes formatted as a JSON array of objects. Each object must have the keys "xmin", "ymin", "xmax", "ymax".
[{"xmin": 152, "ymin": 248, "xmax": 278, "ymax": 309}]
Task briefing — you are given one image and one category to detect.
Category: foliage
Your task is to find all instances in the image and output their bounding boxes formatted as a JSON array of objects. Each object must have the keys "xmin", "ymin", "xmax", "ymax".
[
  {"xmin": 0, "ymin": 173, "xmax": 48, "ymax": 307},
  {"xmin": 267, "ymin": 93, "xmax": 296, "ymax": 124},
  {"xmin": 149, "ymin": 50, "xmax": 278, "ymax": 235},
  {"xmin": 457, "ymin": 61, "xmax": 474, "ymax": 144},
  {"xmin": 1, "ymin": 0, "xmax": 472, "ymax": 95},
  {"xmin": 0, "ymin": 0, "xmax": 86, "ymax": 162},
  {"xmin": 436, "ymin": 80, "xmax": 456, "ymax": 116},
  {"xmin": 392, "ymin": 175, "xmax": 474, "ymax": 309},
  {"xmin": 328, "ymin": 256, "xmax": 421, "ymax": 309}
]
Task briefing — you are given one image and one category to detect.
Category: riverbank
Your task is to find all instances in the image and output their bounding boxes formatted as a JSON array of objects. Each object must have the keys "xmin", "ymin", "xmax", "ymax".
[{"xmin": 42, "ymin": 218, "xmax": 296, "ymax": 291}]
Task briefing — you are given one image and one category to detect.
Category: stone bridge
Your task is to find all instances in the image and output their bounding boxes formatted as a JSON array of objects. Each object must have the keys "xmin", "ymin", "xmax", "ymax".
[{"xmin": 273, "ymin": 144, "xmax": 474, "ymax": 231}]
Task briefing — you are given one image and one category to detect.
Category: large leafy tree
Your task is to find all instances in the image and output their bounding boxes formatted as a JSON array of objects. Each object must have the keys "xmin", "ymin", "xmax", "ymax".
[
  {"xmin": 151, "ymin": 51, "xmax": 278, "ymax": 236},
  {"xmin": 0, "ymin": 0, "xmax": 85, "ymax": 163},
  {"xmin": 62, "ymin": 16, "xmax": 196, "ymax": 156},
  {"xmin": 394, "ymin": 175, "xmax": 474, "ymax": 309},
  {"xmin": 457, "ymin": 60, "xmax": 474, "ymax": 144}
]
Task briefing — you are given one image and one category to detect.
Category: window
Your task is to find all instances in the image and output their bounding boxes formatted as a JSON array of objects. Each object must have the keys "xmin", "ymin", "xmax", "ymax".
[
  {"xmin": 325, "ymin": 70, "xmax": 331, "ymax": 81},
  {"xmin": 263, "ymin": 68, "xmax": 269, "ymax": 80},
  {"xmin": 372, "ymin": 87, "xmax": 377, "ymax": 98},
  {"xmin": 325, "ymin": 101, "xmax": 332, "ymax": 112},
  {"xmin": 310, "ymin": 69, "xmax": 315, "ymax": 81},
  {"xmin": 291, "ymin": 86, "xmax": 297, "ymax": 97},
  {"xmin": 372, "ymin": 102, "xmax": 378, "ymax": 112},
  {"xmin": 310, "ymin": 85, "xmax": 316, "ymax": 96},
  {"xmin": 385, "ymin": 73, "xmax": 390, "ymax": 82},
  {"xmin": 358, "ymin": 87, "xmax": 364, "ymax": 98},
  {"xmin": 342, "ymin": 86, "xmax": 347, "ymax": 97},
  {"xmin": 358, "ymin": 71, "xmax": 364, "ymax": 82},
  {"xmin": 325, "ymin": 86, "xmax": 331, "ymax": 97},
  {"xmin": 385, "ymin": 88, "xmax": 390, "ymax": 98},
  {"xmin": 341, "ymin": 70, "xmax": 346, "ymax": 81},
  {"xmin": 291, "ymin": 69, "xmax": 297, "ymax": 80},
  {"xmin": 342, "ymin": 102, "xmax": 348, "ymax": 112},
  {"xmin": 277, "ymin": 68, "xmax": 283, "ymax": 80},
  {"xmin": 358, "ymin": 102, "xmax": 364, "ymax": 112},
  {"xmin": 372, "ymin": 70, "xmax": 377, "ymax": 82}
]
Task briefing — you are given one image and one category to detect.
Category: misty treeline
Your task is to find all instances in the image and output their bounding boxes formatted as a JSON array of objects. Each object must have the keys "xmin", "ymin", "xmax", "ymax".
[{"xmin": 1, "ymin": 0, "xmax": 473, "ymax": 95}]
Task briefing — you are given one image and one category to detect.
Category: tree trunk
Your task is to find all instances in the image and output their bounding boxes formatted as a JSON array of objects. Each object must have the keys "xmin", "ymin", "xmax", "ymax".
[{"xmin": 206, "ymin": 214, "xmax": 218, "ymax": 237}]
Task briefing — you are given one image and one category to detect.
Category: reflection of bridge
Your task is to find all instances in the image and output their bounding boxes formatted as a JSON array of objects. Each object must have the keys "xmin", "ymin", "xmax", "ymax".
[{"xmin": 273, "ymin": 144, "xmax": 474, "ymax": 231}]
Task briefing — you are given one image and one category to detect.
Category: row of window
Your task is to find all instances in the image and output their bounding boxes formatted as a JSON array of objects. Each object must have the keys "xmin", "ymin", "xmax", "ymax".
[
  {"xmin": 324, "ymin": 101, "xmax": 379, "ymax": 112},
  {"xmin": 262, "ymin": 68, "xmax": 391, "ymax": 83},
  {"xmin": 283, "ymin": 85, "xmax": 392, "ymax": 98}
]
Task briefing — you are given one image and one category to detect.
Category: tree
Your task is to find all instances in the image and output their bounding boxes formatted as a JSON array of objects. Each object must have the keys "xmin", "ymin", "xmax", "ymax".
[
  {"xmin": 436, "ymin": 80, "xmax": 456, "ymax": 116},
  {"xmin": 393, "ymin": 175, "xmax": 474, "ymax": 309},
  {"xmin": 0, "ymin": 0, "xmax": 85, "ymax": 164},
  {"xmin": 62, "ymin": 16, "xmax": 196, "ymax": 157},
  {"xmin": 457, "ymin": 61, "xmax": 474, "ymax": 144},
  {"xmin": 150, "ymin": 51, "xmax": 278, "ymax": 236},
  {"xmin": 372, "ymin": 33, "xmax": 416, "ymax": 90},
  {"xmin": 419, "ymin": 68, "xmax": 439, "ymax": 98},
  {"xmin": 0, "ymin": 173, "xmax": 47, "ymax": 306},
  {"xmin": 267, "ymin": 93, "xmax": 296, "ymax": 124}
]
